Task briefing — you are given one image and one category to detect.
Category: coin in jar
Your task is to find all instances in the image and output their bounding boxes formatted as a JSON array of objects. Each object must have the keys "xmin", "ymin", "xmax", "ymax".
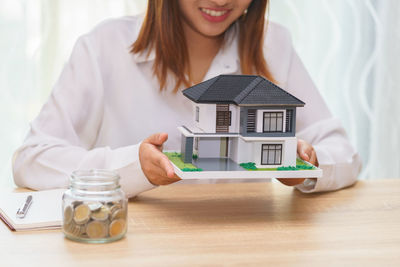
[
  {"xmin": 111, "ymin": 209, "xmax": 126, "ymax": 221},
  {"xmin": 63, "ymin": 205, "xmax": 74, "ymax": 225},
  {"xmin": 71, "ymin": 200, "xmax": 83, "ymax": 208},
  {"xmin": 73, "ymin": 204, "xmax": 91, "ymax": 224},
  {"xmin": 71, "ymin": 223, "xmax": 86, "ymax": 237},
  {"xmin": 109, "ymin": 219, "xmax": 126, "ymax": 237},
  {"xmin": 109, "ymin": 203, "xmax": 122, "ymax": 214},
  {"xmin": 86, "ymin": 221, "xmax": 108, "ymax": 239},
  {"xmin": 88, "ymin": 202, "xmax": 102, "ymax": 212},
  {"xmin": 91, "ymin": 206, "xmax": 110, "ymax": 221},
  {"xmin": 63, "ymin": 221, "xmax": 74, "ymax": 234}
]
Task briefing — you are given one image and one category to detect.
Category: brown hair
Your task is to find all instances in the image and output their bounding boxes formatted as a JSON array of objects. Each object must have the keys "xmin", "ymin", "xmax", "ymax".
[{"xmin": 131, "ymin": 0, "xmax": 274, "ymax": 92}]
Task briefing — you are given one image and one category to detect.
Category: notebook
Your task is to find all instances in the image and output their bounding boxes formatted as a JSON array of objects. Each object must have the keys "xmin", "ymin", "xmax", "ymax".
[{"xmin": 0, "ymin": 188, "xmax": 66, "ymax": 231}]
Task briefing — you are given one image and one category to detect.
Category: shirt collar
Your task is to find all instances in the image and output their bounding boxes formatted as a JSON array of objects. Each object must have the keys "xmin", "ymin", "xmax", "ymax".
[{"xmin": 132, "ymin": 22, "xmax": 240, "ymax": 77}]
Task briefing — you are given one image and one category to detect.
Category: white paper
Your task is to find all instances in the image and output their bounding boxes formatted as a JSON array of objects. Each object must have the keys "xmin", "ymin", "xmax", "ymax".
[{"xmin": 0, "ymin": 189, "xmax": 66, "ymax": 231}]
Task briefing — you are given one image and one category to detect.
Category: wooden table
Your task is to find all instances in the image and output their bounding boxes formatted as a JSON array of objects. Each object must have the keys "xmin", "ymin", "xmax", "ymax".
[{"xmin": 1, "ymin": 179, "xmax": 400, "ymax": 266}]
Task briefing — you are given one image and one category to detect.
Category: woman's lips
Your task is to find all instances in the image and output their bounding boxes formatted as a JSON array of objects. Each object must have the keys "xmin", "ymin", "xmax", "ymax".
[{"xmin": 200, "ymin": 7, "xmax": 231, "ymax": 23}]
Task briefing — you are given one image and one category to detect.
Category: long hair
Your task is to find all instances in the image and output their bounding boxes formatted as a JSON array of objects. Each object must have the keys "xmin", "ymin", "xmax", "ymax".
[{"xmin": 131, "ymin": 0, "xmax": 274, "ymax": 92}]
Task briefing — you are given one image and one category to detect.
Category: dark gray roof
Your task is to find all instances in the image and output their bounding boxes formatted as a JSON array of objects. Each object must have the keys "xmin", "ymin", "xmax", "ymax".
[{"xmin": 182, "ymin": 75, "xmax": 305, "ymax": 107}]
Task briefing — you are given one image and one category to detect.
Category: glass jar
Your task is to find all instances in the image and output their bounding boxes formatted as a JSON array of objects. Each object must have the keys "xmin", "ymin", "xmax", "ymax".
[{"xmin": 62, "ymin": 170, "xmax": 127, "ymax": 243}]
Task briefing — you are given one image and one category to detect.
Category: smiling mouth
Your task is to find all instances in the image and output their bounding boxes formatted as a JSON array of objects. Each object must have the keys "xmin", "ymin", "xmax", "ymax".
[{"xmin": 200, "ymin": 7, "xmax": 229, "ymax": 17}]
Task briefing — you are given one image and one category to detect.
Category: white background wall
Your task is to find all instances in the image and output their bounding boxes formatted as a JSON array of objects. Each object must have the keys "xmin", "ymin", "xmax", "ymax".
[{"xmin": 269, "ymin": 0, "xmax": 400, "ymax": 179}]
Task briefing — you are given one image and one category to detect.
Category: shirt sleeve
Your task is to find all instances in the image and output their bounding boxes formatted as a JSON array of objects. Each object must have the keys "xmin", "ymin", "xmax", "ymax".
[
  {"xmin": 12, "ymin": 35, "xmax": 155, "ymax": 198},
  {"xmin": 284, "ymin": 43, "xmax": 362, "ymax": 193}
]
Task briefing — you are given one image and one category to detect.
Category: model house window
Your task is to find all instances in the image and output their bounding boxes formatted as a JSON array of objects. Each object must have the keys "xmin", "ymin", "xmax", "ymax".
[
  {"xmin": 216, "ymin": 104, "xmax": 231, "ymax": 132},
  {"xmin": 195, "ymin": 106, "xmax": 200, "ymax": 122},
  {"xmin": 261, "ymin": 144, "xmax": 282, "ymax": 165},
  {"xmin": 247, "ymin": 109, "xmax": 256, "ymax": 132},
  {"xmin": 216, "ymin": 111, "xmax": 231, "ymax": 125},
  {"xmin": 263, "ymin": 112, "xmax": 283, "ymax": 132},
  {"xmin": 285, "ymin": 109, "xmax": 292, "ymax": 132}
]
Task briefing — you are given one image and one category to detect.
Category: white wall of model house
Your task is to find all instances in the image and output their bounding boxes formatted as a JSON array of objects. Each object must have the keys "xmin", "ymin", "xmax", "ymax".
[
  {"xmin": 228, "ymin": 105, "xmax": 240, "ymax": 133},
  {"xmin": 195, "ymin": 103, "xmax": 216, "ymax": 132},
  {"xmin": 194, "ymin": 103, "xmax": 240, "ymax": 133},
  {"xmin": 192, "ymin": 103, "xmax": 297, "ymax": 167},
  {"xmin": 197, "ymin": 137, "xmax": 221, "ymax": 158},
  {"xmin": 233, "ymin": 137, "xmax": 297, "ymax": 167},
  {"xmin": 196, "ymin": 135, "xmax": 297, "ymax": 167},
  {"xmin": 194, "ymin": 104, "xmax": 289, "ymax": 134}
]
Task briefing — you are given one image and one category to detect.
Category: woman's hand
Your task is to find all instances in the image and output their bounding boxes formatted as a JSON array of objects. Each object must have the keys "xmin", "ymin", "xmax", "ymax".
[
  {"xmin": 277, "ymin": 139, "xmax": 319, "ymax": 186},
  {"xmin": 139, "ymin": 133, "xmax": 181, "ymax": 185}
]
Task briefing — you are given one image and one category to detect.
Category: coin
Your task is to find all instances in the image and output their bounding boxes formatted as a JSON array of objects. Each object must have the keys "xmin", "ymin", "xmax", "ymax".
[
  {"xmin": 109, "ymin": 219, "xmax": 126, "ymax": 237},
  {"xmin": 77, "ymin": 224, "xmax": 86, "ymax": 236},
  {"xmin": 73, "ymin": 204, "xmax": 91, "ymax": 224},
  {"xmin": 63, "ymin": 221, "xmax": 74, "ymax": 234},
  {"xmin": 109, "ymin": 203, "xmax": 122, "ymax": 214},
  {"xmin": 91, "ymin": 206, "xmax": 110, "ymax": 221},
  {"xmin": 88, "ymin": 202, "xmax": 102, "ymax": 212},
  {"xmin": 71, "ymin": 201, "xmax": 83, "ymax": 208},
  {"xmin": 63, "ymin": 219, "xmax": 81, "ymax": 236},
  {"xmin": 111, "ymin": 208, "xmax": 126, "ymax": 221},
  {"xmin": 86, "ymin": 221, "xmax": 108, "ymax": 239},
  {"xmin": 64, "ymin": 205, "xmax": 73, "ymax": 225},
  {"xmin": 71, "ymin": 223, "xmax": 85, "ymax": 237}
]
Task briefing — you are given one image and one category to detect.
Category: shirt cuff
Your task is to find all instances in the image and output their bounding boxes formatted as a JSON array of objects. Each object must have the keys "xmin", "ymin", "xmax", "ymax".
[
  {"xmin": 108, "ymin": 143, "xmax": 156, "ymax": 198},
  {"xmin": 295, "ymin": 145, "xmax": 333, "ymax": 193}
]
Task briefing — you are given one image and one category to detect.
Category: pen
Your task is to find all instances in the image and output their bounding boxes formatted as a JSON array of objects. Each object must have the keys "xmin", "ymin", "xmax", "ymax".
[{"xmin": 16, "ymin": 195, "xmax": 33, "ymax": 219}]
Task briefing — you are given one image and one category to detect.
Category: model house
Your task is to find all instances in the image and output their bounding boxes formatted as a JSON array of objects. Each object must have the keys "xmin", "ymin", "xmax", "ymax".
[{"xmin": 179, "ymin": 75, "xmax": 305, "ymax": 169}]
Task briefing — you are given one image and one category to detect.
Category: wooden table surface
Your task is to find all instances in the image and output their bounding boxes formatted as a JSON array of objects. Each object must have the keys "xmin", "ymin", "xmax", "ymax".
[{"xmin": 1, "ymin": 179, "xmax": 400, "ymax": 266}]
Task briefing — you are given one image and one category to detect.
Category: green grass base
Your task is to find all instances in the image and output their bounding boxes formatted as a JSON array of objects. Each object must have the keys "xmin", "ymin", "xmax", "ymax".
[
  {"xmin": 294, "ymin": 158, "xmax": 316, "ymax": 169},
  {"xmin": 166, "ymin": 152, "xmax": 316, "ymax": 172},
  {"xmin": 239, "ymin": 162, "xmax": 277, "ymax": 171},
  {"xmin": 240, "ymin": 158, "xmax": 316, "ymax": 171},
  {"xmin": 164, "ymin": 152, "xmax": 202, "ymax": 172}
]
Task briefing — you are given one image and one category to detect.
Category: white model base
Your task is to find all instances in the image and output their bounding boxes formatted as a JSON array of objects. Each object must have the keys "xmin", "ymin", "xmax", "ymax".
[{"xmin": 172, "ymin": 162, "xmax": 323, "ymax": 180}]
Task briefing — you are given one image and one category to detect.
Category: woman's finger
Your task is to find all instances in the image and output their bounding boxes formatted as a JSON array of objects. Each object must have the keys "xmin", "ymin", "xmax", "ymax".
[
  {"xmin": 156, "ymin": 153, "xmax": 175, "ymax": 178},
  {"xmin": 277, "ymin": 178, "xmax": 305, "ymax": 186},
  {"xmin": 298, "ymin": 140, "xmax": 311, "ymax": 161},
  {"xmin": 148, "ymin": 162, "xmax": 181, "ymax": 185},
  {"xmin": 309, "ymin": 150, "xmax": 318, "ymax": 166},
  {"xmin": 143, "ymin": 132, "xmax": 168, "ymax": 147}
]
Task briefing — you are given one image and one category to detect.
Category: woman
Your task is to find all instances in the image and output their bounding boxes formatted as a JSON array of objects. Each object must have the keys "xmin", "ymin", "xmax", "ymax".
[{"xmin": 13, "ymin": 0, "xmax": 361, "ymax": 197}]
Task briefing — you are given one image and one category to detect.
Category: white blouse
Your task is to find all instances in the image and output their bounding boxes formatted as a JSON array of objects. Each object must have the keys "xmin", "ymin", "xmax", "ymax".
[{"xmin": 12, "ymin": 15, "xmax": 362, "ymax": 197}]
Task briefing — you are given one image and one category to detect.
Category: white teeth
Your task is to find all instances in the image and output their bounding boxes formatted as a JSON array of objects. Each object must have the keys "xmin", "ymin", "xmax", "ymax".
[{"xmin": 201, "ymin": 8, "xmax": 228, "ymax": 17}]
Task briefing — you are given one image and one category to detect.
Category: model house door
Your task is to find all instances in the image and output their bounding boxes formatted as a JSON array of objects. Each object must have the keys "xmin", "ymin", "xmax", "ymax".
[
  {"xmin": 220, "ymin": 137, "xmax": 229, "ymax": 158},
  {"xmin": 216, "ymin": 104, "xmax": 231, "ymax": 132}
]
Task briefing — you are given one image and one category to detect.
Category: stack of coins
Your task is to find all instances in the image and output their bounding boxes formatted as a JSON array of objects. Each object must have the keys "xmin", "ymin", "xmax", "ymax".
[{"xmin": 63, "ymin": 200, "xmax": 127, "ymax": 241}]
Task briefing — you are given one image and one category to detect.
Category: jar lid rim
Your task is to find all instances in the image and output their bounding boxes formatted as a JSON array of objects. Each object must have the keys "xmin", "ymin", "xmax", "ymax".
[{"xmin": 71, "ymin": 169, "xmax": 120, "ymax": 181}]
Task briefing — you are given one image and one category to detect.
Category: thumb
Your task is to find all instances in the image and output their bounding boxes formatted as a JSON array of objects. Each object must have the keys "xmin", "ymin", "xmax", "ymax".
[
  {"xmin": 297, "ymin": 140, "xmax": 310, "ymax": 161},
  {"xmin": 144, "ymin": 132, "xmax": 168, "ymax": 146},
  {"xmin": 300, "ymin": 150, "xmax": 310, "ymax": 162}
]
